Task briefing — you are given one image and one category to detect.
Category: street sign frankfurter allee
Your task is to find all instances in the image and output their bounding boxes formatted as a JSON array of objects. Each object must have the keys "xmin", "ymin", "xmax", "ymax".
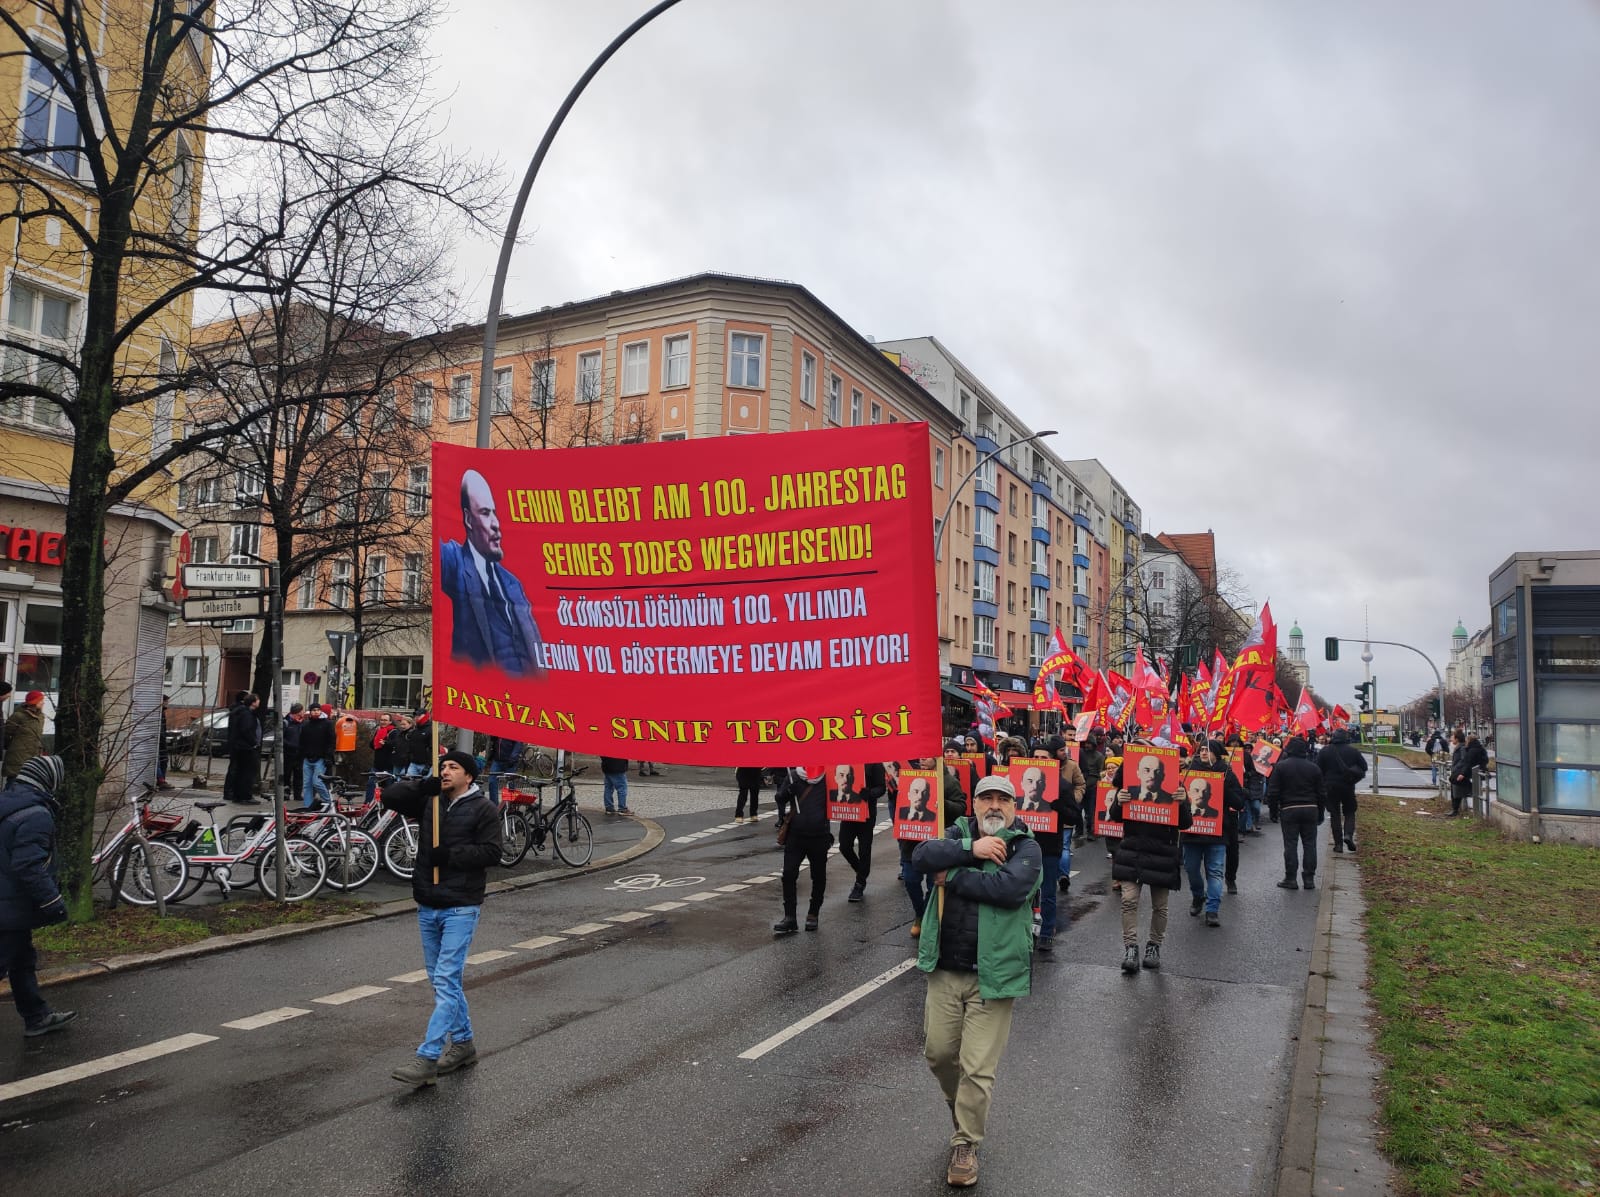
[
  {"xmin": 181, "ymin": 562, "xmax": 269, "ymax": 591},
  {"xmin": 182, "ymin": 594, "xmax": 266, "ymax": 622}
]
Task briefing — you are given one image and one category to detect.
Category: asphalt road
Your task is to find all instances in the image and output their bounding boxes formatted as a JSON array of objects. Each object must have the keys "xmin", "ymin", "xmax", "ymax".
[{"xmin": 3, "ymin": 806, "xmax": 1323, "ymax": 1196}]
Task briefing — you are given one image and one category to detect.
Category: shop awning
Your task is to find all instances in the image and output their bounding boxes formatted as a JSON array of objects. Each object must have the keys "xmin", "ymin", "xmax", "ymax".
[{"xmin": 941, "ymin": 683, "xmax": 975, "ymax": 705}]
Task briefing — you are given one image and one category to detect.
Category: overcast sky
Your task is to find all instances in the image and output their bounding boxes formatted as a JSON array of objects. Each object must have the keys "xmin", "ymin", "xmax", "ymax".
[{"xmin": 423, "ymin": 0, "xmax": 1599, "ymax": 708}]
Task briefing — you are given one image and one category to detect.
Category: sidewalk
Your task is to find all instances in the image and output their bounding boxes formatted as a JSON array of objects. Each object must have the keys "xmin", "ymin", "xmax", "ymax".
[{"xmin": 1277, "ymin": 846, "xmax": 1400, "ymax": 1197}]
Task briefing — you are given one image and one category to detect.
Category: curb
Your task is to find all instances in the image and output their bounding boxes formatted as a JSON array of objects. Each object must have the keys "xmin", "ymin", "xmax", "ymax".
[
  {"xmin": 1275, "ymin": 860, "xmax": 1336, "ymax": 1197},
  {"xmin": 20, "ymin": 816, "xmax": 665, "ymax": 993}
]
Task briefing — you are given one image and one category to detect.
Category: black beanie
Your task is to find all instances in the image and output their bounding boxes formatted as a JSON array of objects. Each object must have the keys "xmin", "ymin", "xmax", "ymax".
[{"xmin": 440, "ymin": 750, "xmax": 481, "ymax": 779}]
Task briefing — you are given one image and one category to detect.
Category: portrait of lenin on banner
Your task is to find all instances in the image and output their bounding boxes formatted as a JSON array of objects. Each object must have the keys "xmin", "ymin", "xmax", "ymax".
[{"xmin": 440, "ymin": 468, "xmax": 545, "ymax": 677}]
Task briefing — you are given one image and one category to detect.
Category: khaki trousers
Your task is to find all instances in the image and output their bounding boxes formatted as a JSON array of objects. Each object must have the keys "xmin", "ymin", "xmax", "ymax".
[
  {"xmin": 923, "ymin": 968, "xmax": 1016, "ymax": 1149},
  {"xmin": 1120, "ymin": 880, "xmax": 1170, "ymax": 947}
]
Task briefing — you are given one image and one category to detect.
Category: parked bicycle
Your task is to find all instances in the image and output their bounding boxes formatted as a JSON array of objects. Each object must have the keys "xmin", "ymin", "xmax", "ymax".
[
  {"xmin": 163, "ymin": 800, "xmax": 327, "ymax": 901},
  {"xmin": 91, "ymin": 787, "xmax": 189, "ymax": 907},
  {"xmin": 497, "ymin": 768, "xmax": 593, "ymax": 868},
  {"xmin": 516, "ymin": 745, "xmax": 560, "ymax": 784}
]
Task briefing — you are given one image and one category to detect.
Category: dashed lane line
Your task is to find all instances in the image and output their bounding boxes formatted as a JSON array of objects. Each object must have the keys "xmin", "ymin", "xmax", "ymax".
[
  {"xmin": 737, "ymin": 958, "xmax": 919, "ymax": 1061},
  {"xmin": 560, "ymin": 922, "xmax": 613, "ymax": 936},
  {"xmin": 671, "ymin": 811, "xmax": 775, "ymax": 844},
  {"xmin": 388, "ymin": 969, "xmax": 430, "ymax": 984},
  {"xmin": 0, "ymin": 1033, "xmax": 219, "ymax": 1104},
  {"xmin": 606, "ymin": 911, "xmax": 651, "ymax": 923},
  {"xmin": 222, "ymin": 1007, "xmax": 312, "ymax": 1031},
  {"xmin": 682, "ymin": 892, "xmax": 722, "ymax": 902},
  {"xmin": 312, "ymin": 985, "xmax": 390, "ymax": 1006},
  {"xmin": 466, "ymin": 949, "xmax": 517, "ymax": 965},
  {"xmin": 715, "ymin": 883, "xmax": 751, "ymax": 892},
  {"xmin": 646, "ymin": 900, "xmax": 687, "ymax": 912},
  {"xmin": 510, "ymin": 935, "xmax": 567, "ymax": 950}
]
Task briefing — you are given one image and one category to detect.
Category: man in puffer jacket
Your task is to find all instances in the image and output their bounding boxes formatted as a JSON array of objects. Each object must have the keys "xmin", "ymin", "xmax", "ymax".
[
  {"xmin": 0, "ymin": 756, "xmax": 77, "ymax": 1036},
  {"xmin": 1268, "ymin": 736, "xmax": 1327, "ymax": 890},
  {"xmin": 912, "ymin": 774, "xmax": 1041, "ymax": 1189}
]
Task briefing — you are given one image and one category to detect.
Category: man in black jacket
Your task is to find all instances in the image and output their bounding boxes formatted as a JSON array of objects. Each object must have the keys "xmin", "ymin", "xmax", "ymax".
[
  {"xmin": 223, "ymin": 691, "xmax": 260, "ymax": 805},
  {"xmin": 1268, "ymin": 737, "xmax": 1327, "ymax": 890},
  {"xmin": 0, "ymin": 756, "xmax": 76, "ymax": 1036},
  {"xmin": 297, "ymin": 705, "xmax": 335, "ymax": 810},
  {"xmin": 1318, "ymin": 729, "xmax": 1368, "ymax": 852},
  {"xmin": 381, "ymin": 751, "xmax": 502, "ymax": 1086}
]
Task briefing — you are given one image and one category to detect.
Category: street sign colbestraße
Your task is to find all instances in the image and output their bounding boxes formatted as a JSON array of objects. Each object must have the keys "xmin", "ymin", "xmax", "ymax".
[
  {"xmin": 182, "ymin": 594, "xmax": 266, "ymax": 622},
  {"xmin": 181, "ymin": 562, "xmax": 269, "ymax": 591}
]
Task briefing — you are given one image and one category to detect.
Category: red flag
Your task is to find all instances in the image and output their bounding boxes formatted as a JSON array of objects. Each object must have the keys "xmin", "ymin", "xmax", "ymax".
[
  {"xmin": 1052, "ymin": 626, "xmax": 1071, "ymax": 656},
  {"xmin": 1225, "ymin": 670, "xmax": 1279, "ymax": 732},
  {"xmin": 1177, "ymin": 672, "xmax": 1196, "ymax": 726},
  {"xmin": 1293, "ymin": 689, "xmax": 1322, "ymax": 734},
  {"xmin": 1151, "ymin": 708, "xmax": 1180, "ymax": 747}
]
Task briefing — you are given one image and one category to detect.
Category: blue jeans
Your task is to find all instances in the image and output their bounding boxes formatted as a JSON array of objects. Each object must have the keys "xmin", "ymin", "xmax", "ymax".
[
  {"xmin": 1239, "ymin": 793, "xmax": 1255, "ymax": 832},
  {"xmin": 417, "ymin": 905, "xmax": 481, "ymax": 1060},
  {"xmin": 405, "ymin": 762, "xmax": 430, "ymax": 778},
  {"xmin": 603, "ymin": 771, "xmax": 629, "ymax": 812},
  {"xmin": 485, "ymin": 761, "xmax": 509, "ymax": 805},
  {"xmin": 1183, "ymin": 841, "xmax": 1226, "ymax": 914},
  {"xmin": 301, "ymin": 758, "xmax": 330, "ymax": 808},
  {"xmin": 1039, "ymin": 851, "xmax": 1061, "ymax": 937},
  {"xmin": 900, "ymin": 852, "xmax": 933, "ymax": 920}
]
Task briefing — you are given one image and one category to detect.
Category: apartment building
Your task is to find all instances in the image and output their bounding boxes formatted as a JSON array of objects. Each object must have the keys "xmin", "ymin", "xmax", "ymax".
[
  {"xmin": 1, "ymin": 6, "xmax": 205, "ymax": 783},
  {"xmin": 179, "ymin": 274, "xmax": 965, "ymax": 710},
  {"xmin": 1064, "ymin": 458, "xmax": 1143, "ymax": 668},
  {"xmin": 876, "ymin": 337, "xmax": 1113, "ymax": 712}
]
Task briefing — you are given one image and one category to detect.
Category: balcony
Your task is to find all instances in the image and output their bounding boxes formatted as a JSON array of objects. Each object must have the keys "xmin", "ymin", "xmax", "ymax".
[
  {"xmin": 974, "ymin": 489, "xmax": 1000, "ymax": 513},
  {"xmin": 974, "ymin": 425, "xmax": 998, "ymax": 455},
  {"xmin": 1030, "ymin": 618, "xmax": 1051, "ymax": 637},
  {"xmin": 1031, "ymin": 524, "xmax": 1050, "ymax": 544},
  {"xmin": 1031, "ymin": 473, "xmax": 1052, "ymax": 498},
  {"xmin": 1072, "ymin": 633, "xmax": 1089, "ymax": 649},
  {"xmin": 1073, "ymin": 552, "xmax": 1090, "ymax": 568},
  {"xmin": 1072, "ymin": 510, "xmax": 1092, "ymax": 530},
  {"xmin": 1073, "ymin": 592, "xmax": 1090, "ymax": 608}
]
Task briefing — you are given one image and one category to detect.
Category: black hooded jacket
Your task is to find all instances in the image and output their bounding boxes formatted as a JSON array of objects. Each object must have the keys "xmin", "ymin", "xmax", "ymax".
[
  {"xmin": 1267, "ymin": 738, "xmax": 1326, "ymax": 817},
  {"xmin": 1107, "ymin": 783, "xmax": 1193, "ymax": 889},
  {"xmin": 1317, "ymin": 732, "xmax": 1368, "ymax": 797},
  {"xmin": 380, "ymin": 775, "xmax": 501, "ymax": 907}
]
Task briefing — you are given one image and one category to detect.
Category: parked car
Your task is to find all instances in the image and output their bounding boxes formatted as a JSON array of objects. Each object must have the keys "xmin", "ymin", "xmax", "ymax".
[{"xmin": 165, "ymin": 709, "xmax": 277, "ymax": 758}]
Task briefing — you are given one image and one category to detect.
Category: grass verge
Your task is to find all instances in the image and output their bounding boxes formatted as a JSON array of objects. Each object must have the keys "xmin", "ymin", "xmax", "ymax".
[
  {"xmin": 1359, "ymin": 792, "xmax": 1599, "ymax": 1196},
  {"xmin": 33, "ymin": 897, "xmax": 357, "ymax": 969}
]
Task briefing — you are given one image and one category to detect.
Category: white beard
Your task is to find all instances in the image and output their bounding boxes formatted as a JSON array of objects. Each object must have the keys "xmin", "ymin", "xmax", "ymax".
[{"xmin": 979, "ymin": 812, "xmax": 1009, "ymax": 835}]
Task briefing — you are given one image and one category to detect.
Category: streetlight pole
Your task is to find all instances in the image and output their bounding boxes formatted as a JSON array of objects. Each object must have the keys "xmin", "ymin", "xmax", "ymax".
[
  {"xmin": 933, "ymin": 431, "xmax": 1057, "ymax": 561},
  {"xmin": 457, "ymin": 0, "xmax": 688, "ymax": 757}
]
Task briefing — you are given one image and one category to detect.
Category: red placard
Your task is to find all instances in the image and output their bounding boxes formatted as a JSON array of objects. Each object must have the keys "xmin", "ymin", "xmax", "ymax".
[
  {"xmin": 1229, "ymin": 746, "xmax": 1247, "ymax": 788},
  {"xmin": 960, "ymin": 751, "xmax": 991, "ymax": 779},
  {"xmin": 1179, "ymin": 769, "xmax": 1225, "ymax": 837},
  {"xmin": 1094, "ymin": 781, "xmax": 1123, "ymax": 837},
  {"xmin": 1117, "ymin": 746, "xmax": 1182, "ymax": 825},
  {"xmin": 893, "ymin": 767, "xmax": 943, "ymax": 841},
  {"xmin": 1251, "ymin": 740, "xmax": 1281, "ymax": 777},
  {"xmin": 1008, "ymin": 758, "xmax": 1059, "ymax": 834},
  {"xmin": 431, "ymin": 426, "xmax": 940, "ymax": 764},
  {"xmin": 827, "ymin": 762, "xmax": 869, "ymax": 822}
]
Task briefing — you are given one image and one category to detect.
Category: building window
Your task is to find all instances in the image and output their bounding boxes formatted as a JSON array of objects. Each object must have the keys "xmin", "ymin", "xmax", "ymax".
[
  {"xmin": 1007, "ymin": 533, "xmax": 1017, "ymax": 565},
  {"xmin": 1, "ymin": 280, "xmax": 75, "ymax": 429},
  {"xmin": 621, "ymin": 341, "xmax": 649, "ymax": 396},
  {"xmin": 193, "ymin": 475, "xmax": 220, "ymax": 507},
  {"xmin": 975, "ymin": 458, "xmax": 996, "ymax": 495},
  {"xmin": 229, "ymin": 523, "xmax": 260, "ymax": 561},
  {"xmin": 728, "ymin": 332, "xmax": 764, "ymax": 389},
  {"xmin": 975, "ymin": 507, "xmax": 997, "ymax": 551},
  {"xmin": 330, "ymin": 559, "xmax": 353, "ymax": 608},
  {"xmin": 151, "ymin": 340, "xmax": 178, "ymax": 457},
  {"xmin": 974, "ymin": 616, "xmax": 996, "ymax": 659},
  {"xmin": 1153, "ymin": 601, "xmax": 1166, "ymax": 617},
  {"xmin": 799, "ymin": 351, "xmax": 816, "ymax": 406},
  {"xmin": 298, "ymin": 571, "xmax": 316, "ymax": 609},
  {"xmin": 191, "ymin": 535, "xmax": 219, "ymax": 564},
  {"xmin": 1031, "ymin": 586, "xmax": 1048, "ymax": 621},
  {"xmin": 1152, "ymin": 570, "xmax": 1166, "ymax": 590},
  {"xmin": 362, "ymin": 656, "xmax": 425, "ymax": 710},
  {"xmin": 448, "ymin": 374, "xmax": 472, "ymax": 421},
  {"xmin": 974, "ymin": 561, "xmax": 996, "ymax": 604},
  {"xmin": 170, "ymin": 134, "xmax": 196, "ymax": 234},
  {"xmin": 181, "ymin": 655, "xmax": 208, "ymax": 686},
  {"xmin": 402, "ymin": 553, "xmax": 425, "ymax": 603},
  {"xmin": 958, "ymin": 388, "xmax": 971, "ymax": 422},
  {"xmin": 850, "ymin": 388, "xmax": 862, "ymax": 426},
  {"xmin": 827, "ymin": 375, "xmax": 842, "ymax": 424},
  {"xmin": 1030, "ymin": 632, "xmax": 1048, "ymax": 670},
  {"xmin": 412, "ymin": 380, "xmax": 434, "ymax": 427},
  {"xmin": 492, "ymin": 367, "xmax": 513, "ymax": 414},
  {"xmin": 373, "ymin": 386, "xmax": 398, "ymax": 432},
  {"xmin": 663, "ymin": 335, "xmax": 690, "ymax": 389},
  {"xmin": 406, "ymin": 465, "xmax": 429, "ymax": 515},
  {"xmin": 1006, "ymin": 631, "xmax": 1016, "ymax": 664},
  {"xmin": 367, "ymin": 470, "xmax": 392, "ymax": 520},
  {"xmin": 531, "ymin": 358, "xmax": 555, "ymax": 409},
  {"xmin": 1006, "ymin": 581, "xmax": 1017, "ymax": 613},
  {"xmin": 365, "ymin": 554, "xmax": 387, "ymax": 604},
  {"xmin": 577, "ymin": 351, "xmax": 602, "ymax": 403},
  {"xmin": 21, "ymin": 55, "xmax": 83, "ymax": 178},
  {"xmin": 934, "ymin": 447, "xmax": 945, "ymax": 487},
  {"xmin": 869, "ymin": 401, "xmax": 881, "ymax": 425}
]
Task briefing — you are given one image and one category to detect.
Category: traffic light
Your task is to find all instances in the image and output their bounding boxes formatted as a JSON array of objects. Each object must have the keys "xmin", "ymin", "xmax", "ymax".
[
  {"xmin": 1354, "ymin": 681, "xmax": 1372, "ymax": 712},
  {"xmin": 1325, "ymin": 637, "xmax": 1339, "ymax": 661},
  {"xmin": 1429, "ymin": 696, "xmax": 1441, "ymax": 719},
  {"xmin": 1177, "ymin": 643, "xmax": 1199, "ymax": 671}
]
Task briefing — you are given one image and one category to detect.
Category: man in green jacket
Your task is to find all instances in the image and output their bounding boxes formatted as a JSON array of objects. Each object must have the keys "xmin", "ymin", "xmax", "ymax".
[{"xmin": 912, "ymin": 774, "xmax": 1042, "ymax": 1188}]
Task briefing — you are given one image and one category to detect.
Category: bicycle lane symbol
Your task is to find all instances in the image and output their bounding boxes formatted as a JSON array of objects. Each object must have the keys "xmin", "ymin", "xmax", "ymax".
[{"xmin": 605, "ymin": 874, "xmax": 706, "ymax": 893}]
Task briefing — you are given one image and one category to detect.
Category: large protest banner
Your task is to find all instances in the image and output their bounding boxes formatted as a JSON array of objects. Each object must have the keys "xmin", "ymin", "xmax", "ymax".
[{"xmin": 431, "ymin": 425, "xmax": 940, "ymax": 764}]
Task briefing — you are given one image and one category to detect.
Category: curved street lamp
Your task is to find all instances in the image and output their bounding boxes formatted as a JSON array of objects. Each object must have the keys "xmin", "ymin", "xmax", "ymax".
[{"xmin": 934, "ymin": 430, "xmax": 1057, "ymax": 561}]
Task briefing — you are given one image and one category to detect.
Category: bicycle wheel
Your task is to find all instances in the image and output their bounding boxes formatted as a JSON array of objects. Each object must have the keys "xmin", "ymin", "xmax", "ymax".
[
  {"xmin": 255, "ymin": 837, "xmax": 327, "ymax": 901},
  {"xmin": 112, "ymin": 840, "xmax": 189, "ymax": 906},
  {"xmin": 382, "ymin": 820, "xmax": 417, "ymax": 880},
  {"xmin": 318, "ymin": 827, "xmax": 379, "ymax": 891},
  {"xmin": 524, "ymin": 748, "xmax": 557, "ymax": 783},
  {"xmin": 552, "ymin": 808, "xmax": 593, "ymax": 867},
  {"xmin": 499, "ymin": 808, "xmax": 531, "ymax": 867}
]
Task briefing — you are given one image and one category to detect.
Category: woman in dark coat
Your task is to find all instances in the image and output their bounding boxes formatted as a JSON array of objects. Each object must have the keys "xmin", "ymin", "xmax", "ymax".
[
  {"xmin": 1108, "ymin": 753, "xmax": 1193, "ymax": 973},
  {"xmin": 1449, "ymin": 733, "xmax": 1488, "ymax": 816}
]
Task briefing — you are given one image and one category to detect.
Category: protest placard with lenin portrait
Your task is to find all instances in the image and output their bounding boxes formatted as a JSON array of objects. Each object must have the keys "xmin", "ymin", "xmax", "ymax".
[
  {"xmin": 1179, "ymin": 769, "xmax": 1225, "ymax": 837},
  {"xmin": 893, "ymin": 766, "xmax": 942, "ymax": 841},
  {"xmin": 1251, "ymin": 740, "xmax": 1282, "ymax": 778},
  {"xmin": 1094, "ymin": 780, "xmax": 1123, "ymax": 837},
  {"xmin": 1116, "ymin": 745, "xmax": 1183, "ymax": 825},
  {"xmin": 826, "ymin": 762, "xmax": 869, "ymax": 822},
  {"xmin": 1008, "ymin": 757, "xmax": 1059, "ymax": 834},
  {"xmin": 1229, "ymin": 746, "xmax": 1247, "ymax": 788}
]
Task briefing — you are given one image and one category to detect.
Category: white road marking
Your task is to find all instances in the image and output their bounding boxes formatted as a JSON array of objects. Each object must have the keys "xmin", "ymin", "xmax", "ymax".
[
  {"xmin": 222, "ymin": 1007, "xmax": 311, "ymax": 1031},
  {"xmin": 683, "ymin": 892, "xmax": 722, "ymax": 902},
  {"xmin": 670, "ymin": 836, "xmax": 700, "ymax": 844},
  {"xmin": 510, "ymin": 935, "xmax": 566, "ymax": 950},
  {"xmin": 743, "ymin": 875, "xmax": 775, "ymax": 884},
  {"xmin": 646, "ymin": 900, "xmax": 687, "ymax": 911},
  {"xmin": 0, "ymin": 1033, "xmax": 218, "ymax": 1103},
  {"xmin": 738, "ymin": 958, "xmax": 919, "ymax": 1060},
  {"xmin": 607, "ymin": 910, "xmax": 651, "ymax": 923},
  {"xmin": 560, "ymin": 922, "xmax": 613, "ymax": 935},
  {"xmin": 388, "ymin": 969, "xmax": 430, "ymax": 984},
  {"xmin": 466, "ymin": 949, "xmax": 517, "ymax": 964},
  {"xmin": 715, "ymin": 883, "xmax": 751, "ymax": 892},
  {"xmin": 312, "ymin": 985, "xmax": 390, "ymax": 1006}
]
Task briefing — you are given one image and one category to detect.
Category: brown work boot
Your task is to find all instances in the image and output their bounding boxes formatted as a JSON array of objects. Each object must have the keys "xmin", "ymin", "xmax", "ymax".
[
  {"xmin": 437, "ymin": 1039, "xmax": 477, "ymax": 1074},
  {"xmin": 947, "ymin": 1143, "xmax": 978, "ymax": 1187}
]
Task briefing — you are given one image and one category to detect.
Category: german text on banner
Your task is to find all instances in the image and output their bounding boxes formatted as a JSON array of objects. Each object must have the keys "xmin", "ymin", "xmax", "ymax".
[{"xmin": 431, "ymin": 425, "xmax": 940, "ymax": 764}]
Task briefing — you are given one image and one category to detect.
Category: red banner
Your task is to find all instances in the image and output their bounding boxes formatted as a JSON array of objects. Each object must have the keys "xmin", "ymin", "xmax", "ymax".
[{"xmin": 431, "ymin": 426, "xmax": 940, "ymax": 763}]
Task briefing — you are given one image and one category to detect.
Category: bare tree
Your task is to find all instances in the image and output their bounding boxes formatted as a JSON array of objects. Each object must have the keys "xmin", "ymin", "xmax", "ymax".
[
  {"xmin": 1117, "ymin": 562, "xmax": 1254, "ymax": 670},
  {"xmin": 0, "ymin": 0, "xmax": 494, "ymax": 912}
]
